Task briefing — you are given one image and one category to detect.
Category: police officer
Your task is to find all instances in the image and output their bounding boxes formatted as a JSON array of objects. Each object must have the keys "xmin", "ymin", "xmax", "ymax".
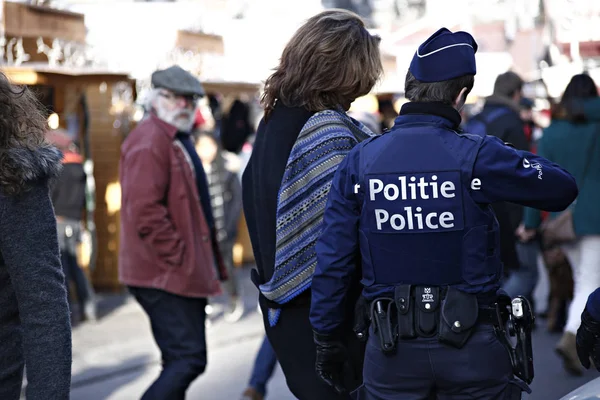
[
  {"xmin": 576, "ymin": 288, "xmax": 600, "ymax": 371},
  {"xmin": 309, "ymin": 27, "xmax": 579, "ymax": 399}
]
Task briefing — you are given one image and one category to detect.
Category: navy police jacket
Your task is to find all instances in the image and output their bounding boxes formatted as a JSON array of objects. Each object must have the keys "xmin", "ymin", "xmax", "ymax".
[{"xmin": 310, "ymin": 102, "xmax": 578, "ymax": 335}]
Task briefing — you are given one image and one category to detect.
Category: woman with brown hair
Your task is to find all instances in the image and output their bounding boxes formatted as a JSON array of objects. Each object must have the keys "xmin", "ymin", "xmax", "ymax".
[
  {"xmin": 0, "ymin": 71, "xmax": 72, "ymax": 399},
  {"xmin": 242, "ymin": 9, "xmax": 382, "ymax": 400}
]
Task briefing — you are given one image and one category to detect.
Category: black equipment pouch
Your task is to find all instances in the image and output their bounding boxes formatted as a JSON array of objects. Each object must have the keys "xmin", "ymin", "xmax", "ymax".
[
  {"xmin": 395, "ymin": 285, "xmax": 416, "ymax": 339},
  {"xmin": 414, "ymin": 286, "xmax": 440, "ymax": 338},
  {"xmin": 511, "ymin": 296, "xmax": 535, "ymax": 384},
  {"xmin": 353, "ymin": 294, "xmax": 370, "ymax": 342},
  {"xmin": 370, "ymin": 298, "xmax": 397, "ymax": 353},
  {"xmin": 438, "ymin": 287, "xmax": 479, "ymax": 349}
]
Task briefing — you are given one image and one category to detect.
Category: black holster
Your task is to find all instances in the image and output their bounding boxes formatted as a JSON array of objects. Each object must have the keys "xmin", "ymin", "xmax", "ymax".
[
  {"xmin": 438, "ymin": 287, "xmax": 479, "ymax": 349},
  {"xmin": 370, "ymin": 298, "xmax": 397, "ymax": 353},
  {"xmin": 493, "ymin": 295, "xmax": 535, "ymax": 384},
  {"xmin": 512, "ymin": 296, "xmax": 535, "ymax": 384}
]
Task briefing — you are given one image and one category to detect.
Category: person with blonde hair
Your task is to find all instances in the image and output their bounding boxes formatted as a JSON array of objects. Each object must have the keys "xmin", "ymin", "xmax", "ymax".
[{"xmin": 242, "ymin": 9, "xmax": 382, "ymax": 399}]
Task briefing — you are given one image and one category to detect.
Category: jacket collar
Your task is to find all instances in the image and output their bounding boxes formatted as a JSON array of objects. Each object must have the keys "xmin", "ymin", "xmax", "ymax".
[
  {"xmin": 393, "ymin": 102, "xmax": 462, "ymax": 130},
  {"xmin": 485, "ymin": 94, "xmax": 521, "ymax": 114},
  {"xmin": 149, "ymin": 114, "xmax": 179, "ymax": 139},
  {"xmin": 0, "ymin": 144, "xmax": 62, "ymax": 194}
]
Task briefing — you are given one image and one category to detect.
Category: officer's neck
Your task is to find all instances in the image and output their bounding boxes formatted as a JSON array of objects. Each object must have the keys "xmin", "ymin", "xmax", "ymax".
[{"xmin": 400, "ymin": 102, "xmax": 462, "ymax": 129}]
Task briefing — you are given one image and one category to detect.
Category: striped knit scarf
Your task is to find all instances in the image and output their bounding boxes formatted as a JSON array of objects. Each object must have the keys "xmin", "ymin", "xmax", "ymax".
[{"xmin": 259, "ymin": 109, "xmax": 374, "ymax": 326}]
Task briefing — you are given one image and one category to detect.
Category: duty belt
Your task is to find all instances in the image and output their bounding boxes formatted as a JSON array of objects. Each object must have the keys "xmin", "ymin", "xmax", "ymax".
[
  {"xmin": 369, "ymin": 285, "xmax": 511, "ymax": 353},
  {"xmin": 365, "ymin": 285, "xmax": 534, "ymax": 385}
]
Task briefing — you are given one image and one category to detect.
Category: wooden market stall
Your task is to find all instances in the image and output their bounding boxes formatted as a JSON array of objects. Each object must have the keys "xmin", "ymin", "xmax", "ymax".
[
  {"xmin": 3, "ymin": 65, "xmax": 136, "ymax": 292},
  {"xmin": 2, "ymin": 1, "xmax": 136, "ymax": 292}
]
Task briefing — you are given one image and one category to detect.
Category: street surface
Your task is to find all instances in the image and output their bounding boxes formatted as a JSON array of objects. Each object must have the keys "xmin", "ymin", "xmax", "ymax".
[{"xmin": 68, "ymin": 266, "xmax": 598, "ymax": 400}]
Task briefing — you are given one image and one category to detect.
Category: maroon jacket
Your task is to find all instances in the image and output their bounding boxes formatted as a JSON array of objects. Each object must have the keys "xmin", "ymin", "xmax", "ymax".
[{"xmin": 119, "ymin": 115, "xmax": 226, "ymax": 297}]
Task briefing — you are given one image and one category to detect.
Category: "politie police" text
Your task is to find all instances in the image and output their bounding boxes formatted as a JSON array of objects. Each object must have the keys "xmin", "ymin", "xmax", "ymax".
[{"xmin": 356, "ymin": 174, "xmax": 469, "ymax": 232}]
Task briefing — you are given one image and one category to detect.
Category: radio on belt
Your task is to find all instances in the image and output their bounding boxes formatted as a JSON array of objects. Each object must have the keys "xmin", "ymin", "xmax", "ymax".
[
  {"xmin": 494, "ymin": 296, "xmax": 535, "ymax": 384},
  {"xmin": 511, "ymin": 298, "xmax": 524, "ymax": 318}
]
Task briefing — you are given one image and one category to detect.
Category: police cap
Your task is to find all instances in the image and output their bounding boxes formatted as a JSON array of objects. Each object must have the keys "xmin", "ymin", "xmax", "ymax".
[
  {"xmin": 151, "ymin": 65, "xmax": 205, "ymax": 97},
  {"xmin": 409, "ymin": 27, "xmax": 478, "ymax": 83}
]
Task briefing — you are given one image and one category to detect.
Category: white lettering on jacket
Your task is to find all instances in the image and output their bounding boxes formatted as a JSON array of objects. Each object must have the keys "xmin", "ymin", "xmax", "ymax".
[{"xmin": 367, "ymin": 172, "xmax": 464, "ymax": 233}]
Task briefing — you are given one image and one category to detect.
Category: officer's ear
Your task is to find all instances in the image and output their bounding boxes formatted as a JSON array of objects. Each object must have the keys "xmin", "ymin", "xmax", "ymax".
[{"xmin": 454, "ymin": 87, "xmax": 468, "ymax": 111}]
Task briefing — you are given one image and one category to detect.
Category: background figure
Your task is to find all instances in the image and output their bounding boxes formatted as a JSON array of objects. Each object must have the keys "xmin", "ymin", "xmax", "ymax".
[
  {"xmin": 501, "ymin": 97, "xmax": 542, "ymax": 303},
  {"xmin": 119, "ymin": 65, "xmax": 228, "ymax": 400},
  {"xmin": 208, "ymin": 94, "xmax": 224, "ymax": 139},
  {"xmin": 465, "ymin": 72, "xmax": 538, "ymax": 303},
  {"xmin": 47, "ymin": 129, "xmax": 97, "ymax": 323},
  {"xmin": 195, "ymin": 130, "xmax": 244, "ymax": 322},
  {"xmin": 221, "ymin": 99, "xmax": 254, "ymax": 154},
  {"xmin": 522, "ymin": 73, "xmax": 600, "ymax": 376},
  {"xmin": 0, "ymin": 71, "xmax": 72, "ymax": 399},
  {"xmin": 241, "ymin": 335, "xmax": 278, "ymax": 400}
]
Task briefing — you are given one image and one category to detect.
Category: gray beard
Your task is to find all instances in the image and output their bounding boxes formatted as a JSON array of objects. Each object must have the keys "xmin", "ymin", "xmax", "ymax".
[{"xmin": 156, "ymin": 107, "xmax": 195, "ymax": 132}]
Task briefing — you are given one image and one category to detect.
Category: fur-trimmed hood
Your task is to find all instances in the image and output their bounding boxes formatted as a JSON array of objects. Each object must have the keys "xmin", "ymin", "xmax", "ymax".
[{"xmin": 0, "ymin": 144, "xmax": 63, "ymax": 195}]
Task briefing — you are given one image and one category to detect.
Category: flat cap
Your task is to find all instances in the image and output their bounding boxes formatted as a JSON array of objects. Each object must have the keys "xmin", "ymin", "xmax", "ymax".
[
  {"xmin": 409, "ymin": 27, "xmax": 478, "ymax": 83},
  {"xmin": 151, "ymin": 65, "xmax": 205, "ymax": 97}
]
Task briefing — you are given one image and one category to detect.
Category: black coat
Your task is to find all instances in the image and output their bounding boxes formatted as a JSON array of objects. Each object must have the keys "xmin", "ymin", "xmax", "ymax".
[
  {"xmin": 242, "ymin": 103, "xmax": 314, "ymax": 284},
  {"xmin": 221, "ymin": 100, "xmax": 254, "ymax": 154}
]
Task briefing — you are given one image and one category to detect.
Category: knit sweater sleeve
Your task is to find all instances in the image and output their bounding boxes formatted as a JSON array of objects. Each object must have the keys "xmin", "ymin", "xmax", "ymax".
[{"xmin": 0, "ymin": 181, "xmax": 72, "ymax": 400}]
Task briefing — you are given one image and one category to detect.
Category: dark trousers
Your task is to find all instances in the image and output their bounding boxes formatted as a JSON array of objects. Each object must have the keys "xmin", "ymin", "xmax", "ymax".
[
  {"xmin": 355, "ymin": 324, "xmax": 528, "ymax": 400},
  {"xmin": 260, "ymin": 295, "xmax": 364, "ymax": 400},
  {"xmin": 57, "ymin": 219, "xmax": 93, "ymax": 308},
  {"xmin": 61, "ymin": 252, "xmax": 92, "ymax": 307},
  {"xmin": 248, "ymin": 335, "xmax": 278, "ymax": 396},
  {"xmin": 129, "ymin": 287, "xmax": 207, "ymax": 400},
  {"xmin": 219, "ymin": 239, "xmax": 239, "ymax": 297}
]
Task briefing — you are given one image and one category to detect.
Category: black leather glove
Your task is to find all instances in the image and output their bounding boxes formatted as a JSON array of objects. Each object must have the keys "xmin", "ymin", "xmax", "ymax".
[
  {"xmin": 314, "ymin": 331, "xmax": 347, "ymax": 394},
  {"xmin": 576, "ymin": 308, "xmax": 600, "ymax": 371}
]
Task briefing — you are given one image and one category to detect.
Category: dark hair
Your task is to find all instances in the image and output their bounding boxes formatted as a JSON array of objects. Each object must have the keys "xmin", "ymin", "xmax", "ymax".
[
  {"xmin": 404, "ymin": 70, "xmax": 474, "ymax": 105},
  {"xmin": 493, "ymin": 71, "xmax": 523, "ymax": 98},
  {"xmin": 0, "ymin": 71, "xmax": 48, "ymax": 195},
  {"xmin": 0, "ymin": 72, "xmax": 46, "ymax": 149},
  {"xmin": 553, "ymin": 73, "xmax": 598, "ymax": 122},
  {"xmin": 261, "ymin": 9, "xmax": 383, "ymax": 118}
]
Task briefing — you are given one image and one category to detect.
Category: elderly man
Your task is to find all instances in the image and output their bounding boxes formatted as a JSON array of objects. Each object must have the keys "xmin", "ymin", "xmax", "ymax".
[{"xmin": 119, "ymin": 65, "xmax": 227, "ymax": 400}]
